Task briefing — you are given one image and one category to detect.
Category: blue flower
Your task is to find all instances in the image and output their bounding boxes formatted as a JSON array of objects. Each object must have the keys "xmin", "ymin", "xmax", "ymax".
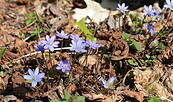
[
  {"xmin": 70, "ymin": 39, "xmax": 87, "ymax": 53},
  {"xmin": 56, "ymin": 31, "xmax": 69, "ymax": 39},
  {"xmin": 56, "ymin": 60, "xmax": 71, "ymax": 72},
  {"xmin": 70, "ymin": 34, "xmax": 84, "ymax": 42},
  {"xmin": 41, "ymin": 35, "xmax": 60, "ymax": 52},
  {"xmin": 143, "ymin": 5, "xmax": 160, "ymax": 16},
  {"xmin": 24, "ymin": 68, "xmax": 45, "ymax": 87},
  {"xmin": 34, "ymin": 42, "xmax": 45, "ymax": 51},
  {"xmin": 164, "ymin": 0, "xmax": 173, "ymax": 10},
  {"xmin": 148, "ymin": 24, "xmax": 156, "ymax": 34},
  {"xmin": 86, "ymin": 40, "xmax": 99, "ymax": 49},
  {"xmin": 116, "ymin": 3, "xmax": 129, "ymax": 13},
  {"xmin": 102, "ymin": 77, "xmax": 115, "ymax": 89}
]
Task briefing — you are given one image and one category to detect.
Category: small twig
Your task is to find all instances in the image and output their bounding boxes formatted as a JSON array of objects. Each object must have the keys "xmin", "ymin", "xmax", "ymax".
[
  {"xmin": 41, "ymin": 86, "xmax": 62, "ymax": 97},
  {"xmin": 4, "ymin": 47, "xmax": 72, "ymax": 65},
  {"xmin": 122, "ymin": 69, "xmax": 134, "ymax": 86},
  {"xmin": 23, "ymin": 19, "xmax": 37, "ymax": 29}
]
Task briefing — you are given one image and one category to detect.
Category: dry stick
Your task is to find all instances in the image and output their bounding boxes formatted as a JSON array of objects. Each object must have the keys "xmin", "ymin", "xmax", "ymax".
[
  {"xmin": 24, "ymin": 19, "xmax": 37, "ymax": 29},
  {"xmin": 81, "ymin": 48, "xmax": 90, "ymax": 69},
  {"xmin": 122, "ymin": 69, "xmax": 134, "ymax": 86},
  {"xmin": 118, "ymin": 15, "xmax": 121, "ymax": 29},
  {"xmin": 59, "ymin": 39, "xmax": 64, "ymax": 59},
  {"xmin": 48, "ymin": 50, "xmax": 53, "ymax": 67},
  {"xmin": 4, "ymin": 47, "xmax": 72, "ymax": 65},
  {"xmin": 159, "ymin": 9, "xmax": 172, "ymax": 32},
  {"xmin": 42, "ymin": 86, "xmax": 62, "ymax": 97}
]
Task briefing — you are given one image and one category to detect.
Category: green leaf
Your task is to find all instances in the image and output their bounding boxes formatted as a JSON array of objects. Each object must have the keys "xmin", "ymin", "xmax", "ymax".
[
  {"xmin": 43, "ymin": 28, "xmax": 50, "ymax": 32},
  {"xmin": 30, "ymin": 30, "xmax": 39, "ymax": 37},
  {"xmin": 50, "ymin": 99, "xmax": 67, "ymax": 102},
  {"xmin": 130, "ymin": 40, "xmax": 142, "ymax": 51},
  {"xmin": 25, "ymin": 19, "xmax": 36, "ymax": 26},
  {"xmin": 61, "ymin": 0, "xmax": 67, "ymax": 3},
  {"xmin": 0, "ymin": 71, "xmax": 7, "ymax": 77},
  {"xmin": 73, "ymin": 18, "xmax": 93, "ymax": 35},
  {"xmin": 0, "ymin": 48, "xmax": 7, "ymax": 58},
  {"xmin": 21, "ymin": 33, "xmax": 26, "ymax": 38},
  {"xmin": 148, "ymin": 96, "xmax": 160, "ymax": 102},
  {"xmin": 24, "ymin": 13, "xmax": 36, "ymax": 17},
  {"xmin": 122, "ymin": 32, "xmax": 131, "ymax": 43},
  {"xmin": 36, "ymin": 14, "xmax": 43, "ymax": 23},
  {"xmin": 76, "ymin": 96, "xmax": 85, "ymax": 102},
  {"xmin": 145, "ymin": 54, "xmax": 150, "ymax": 59},
  {"xmin": 50, "ymin": 100, "xmax": 59, "ymax": 102},
  {"xmin": 152, "ymin": 60, "xmax": 156, "ymax": 63},
  {"xmin": 128, "ymin": 59, "xmax": 138, "ymax": 66},
  {"xmin": 64, "ymin": 90, "xmax": 71, "ymax": 100},
  {"xmin": 156, "ymin": 30, "xmax": 168, "ymax": 36},
  {"xmin": 86, "ymin": 35, "xmax": 96, "ymax": 41},
  {"xmin": 104, "ymin": 54, "xmax": 112, "ymax": 57}
]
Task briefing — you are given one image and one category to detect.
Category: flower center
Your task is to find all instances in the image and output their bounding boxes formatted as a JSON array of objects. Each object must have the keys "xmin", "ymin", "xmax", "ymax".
[
  {"xmin": 76, "ymin": 47, "xmax": 81, "ymax": 49},
  {"xmin": 106, "ymin": 82, "xmax": 112, "ymax": 86},
  {"xmin": 33, "ymin": 77, "xmax": 36, "ymax": 81},
  {"xmin": 62, "ymin": 64, "xmax": 66, "ymax": 67},
  {"xmin": 49, "ymin": 42, "xmax": 52, "ymax": 44}
]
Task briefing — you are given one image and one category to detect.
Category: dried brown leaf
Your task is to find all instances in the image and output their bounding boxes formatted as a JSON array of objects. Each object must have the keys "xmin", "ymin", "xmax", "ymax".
[
  {"xmin": 122, "ymin": 90, "xmax": 144, "ymax": 102},
  {"xmin": 79, "ymin": 55, "xmax": 98, "ymax": 66},
  {"xmin": 0, "ymin": 77, "xmax": 6, "ymax": 94},
  {"xmin": 111, "ymin": 39, "xmax": 129, "ymax": 60},
  {"xmin": 66, "ymin": 84, "xmax": 77, "ymax": 94}
]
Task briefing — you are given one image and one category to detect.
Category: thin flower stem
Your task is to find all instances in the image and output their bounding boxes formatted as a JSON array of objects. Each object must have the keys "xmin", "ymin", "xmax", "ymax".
[
  {"xmin": 60, "ymin": 39, "xmax": 64, "ymax": 55},
  {"xmin": 81, "ymin": 48, "xmax": 90, "ymax": 69},
  {"xmin": 49, "ymin": 50, "xmax": 52, "ymax": 66},
  {"xmin": 118, "ymin": 15, "xmax": 121, "ymax": 29},
  {"xmin": 161, "ymin": 9, "xmax": 172, "ymax": 31},
  {"xmin": 65, "ymin": 66, "xmax": 72, "ymax": 86}
]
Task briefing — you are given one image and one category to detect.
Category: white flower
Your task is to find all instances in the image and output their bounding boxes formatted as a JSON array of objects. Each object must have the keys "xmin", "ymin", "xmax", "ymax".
[
  {"xmin": 164, "ymin": 0, "xmax": 173, "ymax": 10},
  {"xmin": 116, "ymin": 3, "xmax": 129, "ymax": 13}
]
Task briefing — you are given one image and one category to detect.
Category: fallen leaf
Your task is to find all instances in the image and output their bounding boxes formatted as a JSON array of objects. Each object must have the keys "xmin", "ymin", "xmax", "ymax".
[
  {"xmin": 154, "ymin": 22, "xmax": 163, "ymax": 32},
  {"xmin": 66, "ymin": 84, "xmax": 77, "ymax": 94},
  {"xmin": 12, "ymin": 72, "xmax": 25, "ymax": 88},
  {"xmin": 79, "ymin": 55, "xmax": 98, "ymax": 66},
  {"xmin": 73, "ymin": 0, "xmax": 118, "ymax": 24},
  {"xmin": 0, "ymin": 77, "xmax": 6, "ymax": 94},
  {"xmin": 111, "ymin": 39, "xmax": 129, "ymax": 60},
  {"xmin": 122, "ymin": 90, "xmax": 144, "ymax": 102},
  {"xmin": 1, "ymin": 95, "xmax": 17, "ymax": 102},
  {"xmin": 133, "ymin": 67, "xmax": 173, "ymax": 99}
]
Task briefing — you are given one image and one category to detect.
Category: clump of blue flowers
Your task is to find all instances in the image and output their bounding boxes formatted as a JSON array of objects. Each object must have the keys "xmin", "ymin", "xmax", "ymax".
[
  {"xmin": 41, "ymin": 35, "xmax": 60, "ymax": 52},
  {"xmin": 143, "ymin": 5, "xmax": 160, "ymax": 16},
  {"xmin": 24, "ymin": 67, "xmax": 45, "ymax": 87},
  {"xmin": 34, "ymin": 42, "xmax": 45, "ymax": 51},
  {"xmin": 116, "ymin": 3, "xmax": 129, "ymax": 13},
  {"xmin": 148, "ymin": 24, "xmax": 156, "ymax": 34},
  {"xmin": 70, "ymin": 39, "xmax": 87, "ymax": 53},
  {"xmin": 70, "ymin": 34, "xmax": 84, "ymax": 42},
  {"xmin": 56, "ymin": 60, "xmax": 71, "ymax": 72},
  {"xmin": 102, "ymin": 77, "xmax": 115, "ymax": 89},
  {"xmin": 86, "ymin": 40, "xmax": 99, "ymax": 49}
]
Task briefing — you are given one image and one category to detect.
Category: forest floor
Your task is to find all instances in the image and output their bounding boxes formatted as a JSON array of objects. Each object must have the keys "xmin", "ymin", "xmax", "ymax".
[{"xmin": 0, "ymin": 0, "xmax": 173, "ymax": 102}]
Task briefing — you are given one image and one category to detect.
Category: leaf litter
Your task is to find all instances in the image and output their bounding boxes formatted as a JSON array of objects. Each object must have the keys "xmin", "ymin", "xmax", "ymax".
[{"xmin": 0, "ymin": 0, "xmax": 173, "ymax": 102}]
